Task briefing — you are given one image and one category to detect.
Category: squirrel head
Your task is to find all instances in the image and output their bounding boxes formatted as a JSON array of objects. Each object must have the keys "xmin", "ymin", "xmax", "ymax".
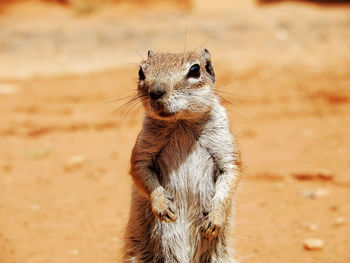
[{"xmin": 137, "ymin": 49, "xmax": 216, "ymax": 121}]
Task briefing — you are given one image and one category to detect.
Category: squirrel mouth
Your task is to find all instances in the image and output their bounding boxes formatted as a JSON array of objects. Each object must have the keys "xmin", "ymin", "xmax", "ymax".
[
  {"xmin": 158, "ymin": 110, "xmax": 175, "ymax": 118},
  {"xmin": 149, "ymin": 101, "xmax": 175, "ymax": 118}
]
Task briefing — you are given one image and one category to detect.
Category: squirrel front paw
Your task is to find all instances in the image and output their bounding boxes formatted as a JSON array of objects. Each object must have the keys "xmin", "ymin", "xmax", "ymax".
[
  {"xmin": 150, "ymin": 188, "xmax": 177, "ymax": 223},
  {"xmin": 202, "ymin": 207, "xmax": 225, "ymax": 239}
]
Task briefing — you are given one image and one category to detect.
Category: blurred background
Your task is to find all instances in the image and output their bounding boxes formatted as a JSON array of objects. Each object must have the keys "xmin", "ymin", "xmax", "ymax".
[{"xmin": 0, "ymin": 0, "xmax": 349, "ymax": 262}]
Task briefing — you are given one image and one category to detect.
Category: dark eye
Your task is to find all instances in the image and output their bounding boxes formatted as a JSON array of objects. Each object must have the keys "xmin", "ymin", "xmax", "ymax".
[
  {"xmin": 138, "ymin": 67, "xmax": 145, "ymax": 81},
  {"xmin": 187, "ymin": 64, "xmax": 200, "ymax": 78}
]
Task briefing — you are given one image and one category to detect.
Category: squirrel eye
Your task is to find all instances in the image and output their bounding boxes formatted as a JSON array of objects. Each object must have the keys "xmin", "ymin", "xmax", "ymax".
[
  {"xmin": 138, "ymin": 67, "xmax": 145, "ymax": 81},
  {"xmin": 187, "ymin": 64, "xmax": 200, "ymax": 78}
]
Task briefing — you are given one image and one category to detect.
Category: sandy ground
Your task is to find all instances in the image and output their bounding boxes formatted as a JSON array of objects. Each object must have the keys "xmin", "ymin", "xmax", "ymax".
[{"xmin": 0, "ymin": 1, "xmax": 350, "ymax": 262}]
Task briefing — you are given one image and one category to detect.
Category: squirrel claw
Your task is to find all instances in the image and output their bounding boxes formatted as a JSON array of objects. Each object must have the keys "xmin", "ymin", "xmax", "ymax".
[{"xmin": 151, "ymin": 190, "xmax": 177, "ymax": 223}]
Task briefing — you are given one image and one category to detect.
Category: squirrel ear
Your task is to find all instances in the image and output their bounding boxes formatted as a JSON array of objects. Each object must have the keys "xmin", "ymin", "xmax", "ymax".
[
  {"xmin": 200, "ymin": 48, "xmax": 215, "ymax": 83},
  {"xmin": 147, "ymin": 50, "xmax": 155, "ymax": 58},
  {"xmin": 199, "ymin": 48, "xmax": 211, "ymax": 61}
]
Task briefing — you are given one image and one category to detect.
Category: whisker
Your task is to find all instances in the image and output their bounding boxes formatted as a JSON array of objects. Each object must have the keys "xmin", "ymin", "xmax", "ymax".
[
  {"xmin": 133, "ymin": 104, "xmax": 145, "ymax": 116},
  {"xmin": 217, "ymin": 73, "xmax": 241, "ymax": 89},
  {"xmin": 121, "ymin": 99, "xmax": 143, "ymax": 120},
  {"xmin": 114, "ymin": 95, "xmax": 144, "ymax": 117},
  {"xmin": 214, "ymin": 92, "xmax": 252, "ymax": 119},
  {"xmin": 133, "ymin": 49, "xmax": 145, "ymax": 61},
  {"xmin": 218, "ymin": 96, "xmax": 251, "ymax": 119},
  {"xmin": 116, "ymin": 102, "xmax": 140, "ymax": 124},
  {"xmin": 194, "ymin": 33, "xmax": 214, "ymax": 52},
  {"xmin": 216, "ymin": 72, "xmax": 256, "ymax": 99},
  {"xmin": 192, "ymin": 93, "xmax": 251, "ymax": 120},
  {"xmin": 124, "ymin": 62, "xmax": 141, "ymax": 67},
  {"xmin": 113, "ymin": 94, "xmax": 141, "ymax": 111},
  {"xmin": 104, "ymin": 93, "xmax": 138, "ymax": 104},
  {"xmin": 115, "ymin": 93, "xmax": 148, "ymax": 125},
  {"xmin": 183, "ymin": 25, "xmax": 188, "ymax": 53},
  {"xmin": 215, "ymin": 89, "xmax": 254, "ymax": 99},
  {"xmin": 187, "ymin": 96, "xmax": 226, "ymax": 120},
  {"xmin": 216, "ymin": 93, "xmax": 244, "ymax": 111}
]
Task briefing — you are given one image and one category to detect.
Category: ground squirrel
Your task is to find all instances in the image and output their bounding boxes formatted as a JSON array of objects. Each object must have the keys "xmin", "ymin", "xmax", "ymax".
[{"xmin": 123, "ymin": 49, "xmax": 241, "ymax": 262}]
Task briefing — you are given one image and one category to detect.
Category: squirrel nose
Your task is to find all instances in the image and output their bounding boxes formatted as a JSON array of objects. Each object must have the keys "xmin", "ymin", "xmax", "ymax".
[{"xmin": 149, "ymin": 84, "xmax": 167, "ymax": 100}]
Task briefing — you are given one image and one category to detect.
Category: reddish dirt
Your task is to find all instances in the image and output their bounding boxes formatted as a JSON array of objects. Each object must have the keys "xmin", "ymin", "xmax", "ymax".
[{"xmin": 0, "ymin": 1, "xmax": 349, "ymax": 263}]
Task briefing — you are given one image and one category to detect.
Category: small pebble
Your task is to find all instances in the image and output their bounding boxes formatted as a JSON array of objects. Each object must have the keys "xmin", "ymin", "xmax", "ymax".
[
  {"xmin": 314, "ymin": 188, "xmax": 330, "ymax": 197},
  {"xmin": 301, "ymin": 189, "xmax": 316, "ymax": 199},
  {"xmin": 258, "ymin": 201, "xmax": 267, "ymax": 207},
  {"xmin": 0, "ymin": 83, "xmax": 19, "ymax": 95},
  {"xmin": 303, "ymin": 223, "xmax": 318, "ymax": 232},
  {"xmin": 275, "ymin": 28, "xmax": 289, "ymax": 40},
  {"xmin": 29, "ymin": 204, "xmax": 40, "ymax": 211},
  {"xmin": 303, "ymin": 238, "xmax": 324, "ymax": 250},
  {"xmin": 68, "ymin": 249, "xmax": 79, "ymax": 256},
  {"xmin": 329, "ymin": 205, "xmax": 338, "ymax": 212},
  {"xmin": 334, "ymin": 217, "xmax": 346, "ymax": 227},
  {"xmin": 2, "ymin": 164, "xmax": 12, "ymax": 172},
  {"xmin": 28, "ymin": 143, "xmax": 52, "ymax": 159},
  {"xmin": 303, "ymin": 128, "xmax": 314, "ymax": 137},
  {"xmin": 65, "ymin": 155, "xmax": 85, "ymax": 171},
  {"xmin": 301, "ymin": 188, "xmax": 330, "ymax": 199}
]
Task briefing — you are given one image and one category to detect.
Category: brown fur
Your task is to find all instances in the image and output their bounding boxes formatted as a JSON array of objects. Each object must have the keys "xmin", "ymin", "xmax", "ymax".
[{"xmin": 123, "ymin": 49, "xmax": 241, "ymax": 262}]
